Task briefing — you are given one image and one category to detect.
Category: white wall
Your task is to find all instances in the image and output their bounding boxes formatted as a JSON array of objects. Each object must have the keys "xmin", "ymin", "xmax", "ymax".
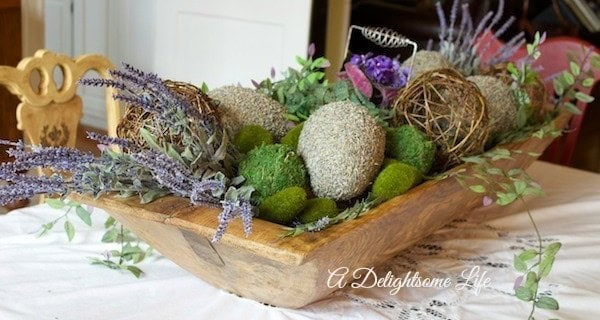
[{"xmin": 45, "ymin": 0, "xmax": 312, "ymax": 129}]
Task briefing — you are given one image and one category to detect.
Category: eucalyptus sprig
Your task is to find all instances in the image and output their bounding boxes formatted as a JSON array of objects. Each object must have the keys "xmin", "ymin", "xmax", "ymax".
[
  {"xmin": 41, "ymin": 198, "xmax": 153, "ymax": 278},
  {"xmin": 281, "ymin": 195, "xmax": 382, "ymax": 237},
  {"xmin": 41, "ymin": 198, "xmax": 93, "ymax": 241},
  {"xmin": 90, "ymin": 219, "xmax": 153, "ymax": 278},
  {"xmin": 451, "ymin": 148, "xmax": 561, "ymax": 319},
  {"xmin": 551, "ymin": 47, "xmax": 599, "ymax": 116}
]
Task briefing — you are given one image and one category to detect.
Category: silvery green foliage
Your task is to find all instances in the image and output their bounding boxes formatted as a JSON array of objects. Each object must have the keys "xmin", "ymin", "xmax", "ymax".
[{"xmin": 434, "ymin": 0, "xmax": 525, "ymax": 76}]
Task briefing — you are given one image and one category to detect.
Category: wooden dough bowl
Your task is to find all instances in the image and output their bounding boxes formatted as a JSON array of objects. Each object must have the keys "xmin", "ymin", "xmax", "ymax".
[{"xmin": 74, "ymin": 112, "xmax": 569, "ymax": 308}]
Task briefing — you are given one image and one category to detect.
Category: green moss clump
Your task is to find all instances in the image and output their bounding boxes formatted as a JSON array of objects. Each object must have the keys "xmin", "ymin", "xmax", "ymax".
[
  {"xmin": 258, "ymin": 186, "xmax": 307, "ymax": 225},
  {"xmin": 372, "ymin": 162, "xmax": 422, "ymax": 201},
  {"xmin": 238, "ymin": 144, "xmax": 307, "ymax": 202},
  {"xmin": 233, "ymin": 125, "xmax": 274, "ymax": 154},
  {"xmin": 298, "ymin": 198, "xmax": 338, "ymax": 224},
  {"xmin": 280, "ymin": 122, "xmax": 304, "ymax": 150},
  {"xmin": 382, "ymin": 158, "xmax": 400, "ymax": 168},
  {"xmin": 385, "ymin": 126, "xmax": 435, "ymax": 174}
]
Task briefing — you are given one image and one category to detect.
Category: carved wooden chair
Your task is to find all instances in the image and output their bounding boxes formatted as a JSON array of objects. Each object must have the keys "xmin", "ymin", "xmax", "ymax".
[{"xmin": 0, "ymin": 49, "xmax": 121, "ymax": 206}]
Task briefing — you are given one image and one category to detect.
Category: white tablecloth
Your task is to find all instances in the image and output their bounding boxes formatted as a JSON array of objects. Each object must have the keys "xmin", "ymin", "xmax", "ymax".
[{"xmin": 1, "ymin": 161, "xmax": 599, "ymax": 320}]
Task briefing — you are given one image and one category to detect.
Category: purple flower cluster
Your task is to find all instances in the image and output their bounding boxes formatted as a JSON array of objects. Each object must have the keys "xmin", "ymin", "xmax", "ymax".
[
  {"xmin": 349, "ymin": 53, "xmax": 409, "ymax": 89},
  {"xmin": 213, "ymin": 199, "xmax": 253, "ymax": 242}
]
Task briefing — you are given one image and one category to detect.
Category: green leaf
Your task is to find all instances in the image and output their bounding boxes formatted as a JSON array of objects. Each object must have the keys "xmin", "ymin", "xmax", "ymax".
[
  {"xmin": 514, "ymin": 180, "xmax": 528, "ymax": 195},
  {"xmin": 46, "ymin": 198, "xmax": 65, "ymax": 209},
  {"xmin": 524, "ymin": 271, "xmax": 538, "ymax": 289},
  {"xmin": 535, "ymin": 296, "xmax": 559, "ymax": 310},
  {"xmin": 497, "ymin": 192, "xmax": 518, "ymax": 206},
  {"xmin": 519, "ymin": 249, "xmax": 538, "ymax": 261},
  {"xmin": 539, "ymin": 255, "xmax": 555, "ymax": 278},
  {"xmin": 515, "ymin": 286, "xmax": 534, "ymax": 301},
  {"xmin": 591, "ymin": 55, "xmax": 600, "ymax": 68},
  {"xmin": 469, "ymin": 185, "xmax": 486, "ymax": 193},
  {"xmin": 104, "ymin": 216, "xmax": 116, "ymax": 228},
  {"xmin": 582, "ymin": 78, "xmax": 595, "ymax": 88},
  {"xmin": 76, "ymin": 206, "xmax": 92, "ymax": 226},
  {"xmin": 564, "ymin": 102, "xmax": 582, "ymax": 115},
  {"xmin": 575, "ymin": 91, "xmax": 594, "ymax": 103},
  {"xmin": 553, "ymin": 78, "xmax": 564, "ymax": 96},
  {"xmin": 544, "ymin": 242, "xmax": 562, "ymax": 258},
  {"xmin": 141, "ymin": 190, "xmax": 169, "ymax": 204},
  {"xmin": 523, "ymin": 187, "xmax": 544, "ymax": 197},
  {"xmin": 64, "ymin": 221, "xmax": 75, "ymax": 242},
  {"xmin": 102, "ymin": 228, "xmax": 119, "ymax": 243},
  {"xmin": 514, "ymin": 254, "xmax": 527, "ymax": 272},
  {"xmin": 139, "ymin": 127, "xmax": 162, "ymax": 151},
  {"xmin": 570, "ymin": 61, "xmax": 581, "ymax": 76},
  {"xmin": 461, "ymin": 156, "xmax": 485, "ymax": 164},
  {"xmin": 563, "ymin": 72, "xmax": 575, "ymax": 85},
  {"xmin": 486, "ymin": 168, "xmax": 503, "ymax": 175},
  {"xmin": 126, "ymin": 266, "xmax": 143, "ymax": 278},
  {"xmin": 295, "ymin": 56, "xmax": 307, "ymax": 66}
]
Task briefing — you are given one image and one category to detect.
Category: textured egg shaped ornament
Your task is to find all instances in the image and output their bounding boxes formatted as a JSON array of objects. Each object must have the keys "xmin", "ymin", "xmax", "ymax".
[
  {"xmin": 298, "ymin": 101, "xmax": 385, "ymax": 201},
  {"xmin": 208, "ymin": 86, "xmax": 289, "ymax": 139}
]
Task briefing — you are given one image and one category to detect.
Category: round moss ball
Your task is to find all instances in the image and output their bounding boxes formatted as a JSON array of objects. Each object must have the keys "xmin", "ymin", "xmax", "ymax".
[
  {"xmin": 209, "ymin": 86, "xmax": 289, "ymax": 138},
  {"xmin": 467, "ymin": 75, "xmax": 518, "ymax": 140},
  {"xmin": 298, "ymin": 198, "xmax": 338, "ymax": 224},
  {"xmin": 233, "ymin": 125, "xmax": 274, "ymax": 154},
  {"xmin": 238, "ymin": 144, "xmax": 307, "ymax": 202},
  {"xmin": 280, "ymin": 122, "xmax": 304, "ymax": 151},
  {"xmin": 258, "ymin": 186, "xmax": 307, "ymax": 225},
  {"xmin": 383, "ymin": 158, "xmax": 400, "ymax": 168},
  {"xmin": 372, "ymin": 162, "xmax": 422, "ymax": 201},
  {"xmin": 402, "ymin": 50, "xmax": 451, "ymax": 80},
  {"xmin": 298, "ymin": 101, "xmax": 385, "ymax": 201},
  {"xmin": 385, "ymin": 126, "xmax": 436, "ymax": 174}
]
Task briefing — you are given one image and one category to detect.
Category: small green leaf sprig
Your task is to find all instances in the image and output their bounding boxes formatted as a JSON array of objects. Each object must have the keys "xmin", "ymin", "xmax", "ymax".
[
  {"xmin": 42, "ymin": 198, "xmax": 152, "ymax": 278},
  {"xmin": 90, "ymin": 218, "xmax": 152, "ymax": 278},
  {"xmin": 281, "ymin": 195, "xmax": 382, "ymax": 237},
  {"xmin": 551, "ymin": 48, "xmax": 599, "ymax": 116},
  {"xmin": 42, "ymin": 198, "xmax": 93, "ymax": 241},
  {"xmin": 448, "ymin": 148, "xmax": 562, "ymax": 319},
  {"xmin": 506, "ymin": 32, "xmax": 545, "ymax": 128},
  {"xmin": 255, "ymin": 44, "xmax": 331, "ymax": 122}
]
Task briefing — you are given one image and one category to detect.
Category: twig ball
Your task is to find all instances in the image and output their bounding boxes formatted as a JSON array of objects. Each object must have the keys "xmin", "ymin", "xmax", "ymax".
[
  {"xmin": 467, "ymin": 75, "xmax": 517, "ymax": 141},
  {"xmin": 393, "ymin": 69, "xmax": 490, "ymax": 170},
  {"xmin": 298, "ymin": 101, "xmax": 385, "ymax": 201},
  {"xmin": 208, "ymin": 86, "xmax": 289, "ymax": 139}
]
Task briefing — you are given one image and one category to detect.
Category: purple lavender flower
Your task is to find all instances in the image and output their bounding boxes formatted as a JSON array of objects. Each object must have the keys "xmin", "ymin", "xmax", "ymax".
[
  {"xmin": 87, "ymin": 132, "xmax": 131, "ymax": 149},
  {"xmin": 350, "ymin": 54, "xmax": 409, "ymax": 90},
  {"xmin": 212, "ymin": 198, "xmax": 253, "ymax": 242}
]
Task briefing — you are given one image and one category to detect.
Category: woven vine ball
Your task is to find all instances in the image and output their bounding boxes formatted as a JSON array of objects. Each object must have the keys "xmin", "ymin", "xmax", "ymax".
[
  {"xmin": 208, "ymin": 86, "xmax": 289, "ymax": 139},
  {"xmin": 117, "ymin": 80, "xmax": 220, "ymax": 149},
  {"xmin": 401, "ymin": 50, "xmax": 452, "ymax": 80},
  {"xmin": 298, "ymin": 101, "xmax": 385, "ymax": 201},
  {"xmin": 467, "ymin": 75, "xmax": 517, "ymax": 141},
  {"xmin": 392, "ymin": 68, "xmax": 490, "ymax": 170}
]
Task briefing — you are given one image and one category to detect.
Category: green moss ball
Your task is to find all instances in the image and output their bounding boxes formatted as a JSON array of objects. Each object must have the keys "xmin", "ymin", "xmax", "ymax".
[
  {"xmin": 258, "ymin": 186, "xmax": 307, "ymax": 225},
  {"xmin": 385, "ymin": 126, "xmax": 435, "ymax": 174},
  {"xmin": 238, "ymin": 144, "xmax": 307, "ymax": 202},
  {"xmin": 233, "ymin": 125, "xmax": 274, "ymax": 153},
  {"xmin": 372, "ymin": 162, "xmax": 422, "ymax": 201},
  {"xmin": 280, "ymin": 122, "xmax": 304, "ymax": 151},
  {"xmin": 298, "ymin": 198, "xmax": 338, "ymax": 224},
  {"xmin": 383, "ymin": 158, "xmax": 400, "ymax": 168}
]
